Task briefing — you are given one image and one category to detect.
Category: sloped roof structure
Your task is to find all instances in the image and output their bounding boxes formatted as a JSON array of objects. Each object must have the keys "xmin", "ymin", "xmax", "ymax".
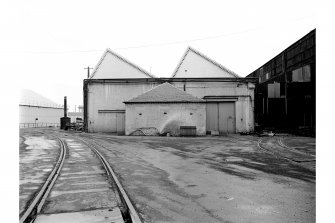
[
  {"xmin": 124, "ymin": 82, "xmax": 204, "ymax": 103},
  {"xmin": 171, "ymin": 47, "xmax": 240, "ymax": 78},
  {"xmin": 90, "ymin": 48, "xmax": 156, "ymax": 79},
  {"xmin": 20, "ymin": 89, "xmax": 62, "ymax": 108}
]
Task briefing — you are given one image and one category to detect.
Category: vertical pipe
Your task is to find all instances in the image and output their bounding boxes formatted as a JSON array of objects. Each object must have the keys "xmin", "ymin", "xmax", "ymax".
[{"xmin": 64, "ymin": 96, "xmax": 67, "ymax": 117}]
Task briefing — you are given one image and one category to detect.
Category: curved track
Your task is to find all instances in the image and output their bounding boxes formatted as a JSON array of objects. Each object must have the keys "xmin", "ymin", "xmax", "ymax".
[
  {"xmin": 20, "ymin": 137, "xmax": 67, "ymax": 223},
  {"xmin": 20, "ymin": 129, "xmax": 142, "ymax": 223},
  {"xmin": 257, "ymin": 138, "xmax": 315, "ymax": 172},
  {"xmin": 76, "ymin": 136, "xmax": 142, "ymax": 223}
]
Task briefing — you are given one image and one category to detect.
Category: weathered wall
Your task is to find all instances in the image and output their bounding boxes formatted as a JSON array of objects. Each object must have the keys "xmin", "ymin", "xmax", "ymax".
[
  {"xmin": 87, "ymin": 82, "xmax": 159, "ymax": 132},
  {"xmin": 86, "ymin": 80, "xmax": 255, "ymax": 133},
  {"xmin": 174, "ymin": 50, "xmax": 236, "ymax": 78},
  {"xmin": 19, "ymin": 105, "xmax": 63, "ymax": 124},
  {"xmin": 125, "ymin": 103, "xmax": 206, "ymax": 136}
]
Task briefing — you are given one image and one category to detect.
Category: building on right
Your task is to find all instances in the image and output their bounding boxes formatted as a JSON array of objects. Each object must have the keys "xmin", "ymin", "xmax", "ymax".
[{"xmin": 246, "ymin": 29, "xmax": 315, "ymax": 135}]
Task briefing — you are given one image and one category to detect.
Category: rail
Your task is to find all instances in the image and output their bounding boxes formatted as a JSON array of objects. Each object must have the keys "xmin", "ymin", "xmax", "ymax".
[
  {"xmin": 77, "ymin": 137, "xmax": 142, "ymax": 223},
  {"xmin": 19, "ymin": 138, "xmax": 67, "ymax": 223},
  {"xmin": 257, "ymin": 138, "xmax": 315, "ymax": 172}
]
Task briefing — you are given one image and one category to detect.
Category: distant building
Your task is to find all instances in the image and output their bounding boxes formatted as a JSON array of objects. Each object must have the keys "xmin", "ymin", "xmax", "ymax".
[
  {"xmin": 19, "ymin": 89, "xmax": 63, "ymax": 127},
  {"xmin": 84, "ymin": 47, "xmax": 255, "ymax": 135},
  {"xmin": 246, "ymin": 29, "xmax": 315, "ymax": 134}
]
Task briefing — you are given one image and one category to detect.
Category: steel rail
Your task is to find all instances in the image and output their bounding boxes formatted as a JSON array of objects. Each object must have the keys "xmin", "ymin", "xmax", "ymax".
[
  {"xmin": 19, "ymin": 138, "xmax": 67, "ymax": 223},
  {"xmin": 257, "ymin": 139, "xmax": 315, "ymax": 171},
  {"xmin": 278, "ymin": 138, "xmax": 316, "ymax": 158},
  {"xmin": 77, "ymin": 137, "xmax": 142, "ymax": 223}
]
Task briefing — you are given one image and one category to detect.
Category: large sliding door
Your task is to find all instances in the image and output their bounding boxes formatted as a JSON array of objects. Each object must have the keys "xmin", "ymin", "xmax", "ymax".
[
  {"xmin": 97, "ymin": 110, "xmax": 125, "ymax": 134},
  {"xmin": 206, "ymin": 102, "xmax": 236, "ymax": 134}
]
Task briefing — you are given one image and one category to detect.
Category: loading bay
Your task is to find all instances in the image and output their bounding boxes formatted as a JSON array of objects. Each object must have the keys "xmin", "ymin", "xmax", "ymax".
[{"xmin": 20, "ymin": 128, "xmax": 315, "ymax": 223}]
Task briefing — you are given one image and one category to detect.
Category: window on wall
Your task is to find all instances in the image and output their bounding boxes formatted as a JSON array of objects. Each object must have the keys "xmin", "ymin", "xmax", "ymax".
[
  {"xmin": 268, "ymin": 82, "xmax": 280, "ymax": 98},
  {"xmin": 292, "ymin": 65, "xmax": 311, "ymax": 82}
]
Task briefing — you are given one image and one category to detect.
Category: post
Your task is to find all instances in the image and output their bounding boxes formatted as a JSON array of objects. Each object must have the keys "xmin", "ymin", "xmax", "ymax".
[{"xmin": 84, "ymin": 66, "xmax": 93, "ymax": 78}]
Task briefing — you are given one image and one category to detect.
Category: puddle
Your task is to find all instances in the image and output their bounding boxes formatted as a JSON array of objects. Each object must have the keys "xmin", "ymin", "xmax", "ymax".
[
  {"xmin": 42, "ymin": 168, "xmax": 53, "ymax": 172},
  {"xmin": 225, "ymin": 157, "xmax": 244, "ymax": 162},
  {"xmin": 34, "ymin": 208, "xmax": 124, "ymax": 223}
]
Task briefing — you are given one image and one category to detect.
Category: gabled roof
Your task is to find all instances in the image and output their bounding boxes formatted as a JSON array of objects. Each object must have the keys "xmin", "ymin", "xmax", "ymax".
[
  {"xmin": 124, "ymin": 82, "xmax": 204, "ymax": 103},
  {"xmin": 20, "ymin": 89, "xmax": 62, "ymax": 108},
  {"xmin": 171, "ymin": 46, "xmax": 240, "ymax": 78},
  {"xmin": 90, "ymin": 48, "xmax": 156, "ymax": 79}
]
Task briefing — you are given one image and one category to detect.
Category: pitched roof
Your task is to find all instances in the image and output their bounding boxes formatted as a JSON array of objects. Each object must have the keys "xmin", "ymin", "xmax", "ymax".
[
  {"xmin": 20, "ymin": 89, "xmax": 63, "ymax": 108},
  {"xmin": 90, "ymin": 48, "xmax": 156, "ymax": 79},
  {"xmin": 124, "ymin": 82, "xmax": 204, "ymax": 103},
  {"xmin": 171, "ymin": 46, "xmax": 240, "ymax": 78}
]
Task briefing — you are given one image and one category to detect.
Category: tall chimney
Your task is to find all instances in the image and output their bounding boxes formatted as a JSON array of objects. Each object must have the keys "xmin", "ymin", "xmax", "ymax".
[{"xmin": 64, "ymin": 96, "xmax": 67, "ymax": 117}]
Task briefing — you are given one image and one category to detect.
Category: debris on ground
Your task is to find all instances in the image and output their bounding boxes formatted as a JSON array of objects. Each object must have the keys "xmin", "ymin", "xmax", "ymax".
[
  {"xmin": 129, "ymin": 127, "xmax": 159, "ymax": 136},
  {"xmin": 258, "ymin": 130, "xmax": 275, "ymax": 137}
]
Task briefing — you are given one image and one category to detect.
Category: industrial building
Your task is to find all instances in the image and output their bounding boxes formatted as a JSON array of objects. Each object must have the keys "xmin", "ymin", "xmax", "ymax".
[
  {"xmin": 20, "ymin": 89, "xmax": 63, "ymax": 127},
  {"xmin": 84, "ymin": 48, "xmax": 255, "ymax": 135},
  {"xmin": 124, "ymin": 82, "xmax": 206, "ymax": 136},
  {"xmin": 246, "ymin": 29, "xmax": 315, "ymax": 135}
]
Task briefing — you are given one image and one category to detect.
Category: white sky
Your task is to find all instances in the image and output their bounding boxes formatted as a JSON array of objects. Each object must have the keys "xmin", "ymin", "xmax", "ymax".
[
  {"xmin": 1, "ymin": 0, "xmax": 319, "ymax": 110},
  {"xmin": 1, "ymin": 1, "xmax": 335, "ymax": 221}
]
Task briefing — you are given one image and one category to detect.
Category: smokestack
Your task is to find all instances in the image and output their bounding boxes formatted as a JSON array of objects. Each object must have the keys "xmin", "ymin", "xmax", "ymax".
[{"xmin": 64, "ymin": 96, "xmax": 67, "ymax": 117}]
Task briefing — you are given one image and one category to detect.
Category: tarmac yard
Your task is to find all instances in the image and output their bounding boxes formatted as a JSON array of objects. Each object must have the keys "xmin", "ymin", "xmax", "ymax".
[
  {"xmin": 20, "ymin": 129, "xmax": 315, "ymax": 223},
  {"xmin": 83, "ymin": 133, "xmax": 315, "ymax": 223}
]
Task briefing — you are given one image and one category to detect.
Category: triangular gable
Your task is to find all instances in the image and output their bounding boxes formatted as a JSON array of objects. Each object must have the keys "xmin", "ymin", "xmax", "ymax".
[
  {"xmin": 125, "ymin": 82, "xmax": 204, "ymax": 103},
  {"xmin": 171, "ymin": 47, "xmax": 239, "ymax": 78},
  {"xmin": 20, "ymin": 89, "xmax": 62, "ymax": 108},
  {"xmin": 90, "ymin": 49, "xmax": 156, "ymax": 79}
]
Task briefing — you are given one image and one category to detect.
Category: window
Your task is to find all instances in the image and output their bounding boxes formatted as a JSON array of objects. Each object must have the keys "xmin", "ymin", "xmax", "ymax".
[
  {"xmin": 268, "ymin": 82, "xmax": 280, "ymax": 98},
  {"xmin": 265, "ymin": 72, "xmax": 269, "ymax": 80},
  {"xmin": 292, "ymin": 65, "xmax": 311, "ymax": 82},
  {"xmin": 303, "ymin": 65, "xmax": 311, "ymax": 82}
]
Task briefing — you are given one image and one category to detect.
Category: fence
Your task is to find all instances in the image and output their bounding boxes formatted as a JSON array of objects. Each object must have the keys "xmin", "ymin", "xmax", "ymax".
[{"xmin": 19, "ymin": 123, "xmax": 60, "ymax": 128}]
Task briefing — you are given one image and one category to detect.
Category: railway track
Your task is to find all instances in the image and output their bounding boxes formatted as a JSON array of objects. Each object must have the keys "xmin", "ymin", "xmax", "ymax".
[
  {"xmin": 257, "ymin": 138, "xmax": 315, "ymax": 172},
  {"xmin": 75, "ymin": 136, "xmax": 142, "ymax": 223},
  {"xmin": 19, "ymin": 137, "xmax": 67, "ymax": 223},
  {"xmin": 19, "ymin": 129, "xmax": 142, "ymax": 223}
]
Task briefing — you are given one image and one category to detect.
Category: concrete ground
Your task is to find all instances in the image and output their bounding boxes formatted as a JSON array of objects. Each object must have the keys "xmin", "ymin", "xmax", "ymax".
[
  {"xmin": 20, "ymin": 129, "xmax": 123, "ymax": 223},
  {"xmin": 20, "ymin": 128, "xmax": 315, "ymax": 223},
  {"xmin": 19, "ymin": 129, "xmax": 60, "ymax": 217},
  {"xmin": 82, "ymin": 133, "xmax": 315, "ymax": 223}
]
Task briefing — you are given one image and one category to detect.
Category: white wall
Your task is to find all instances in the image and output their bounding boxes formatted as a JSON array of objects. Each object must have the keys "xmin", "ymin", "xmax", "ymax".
[
  {"xmin": 91, "ymin": 52, "xmax": 151, "ymax": 79},
  {"xmin": 19, "ymin": 105, "xmax": 63, "ymax": 124},
  {"xmin": 87, "ymin": 80, "xmax": 255, "ymax": 133},
  {"xmin": 174, "ymin": 50, "xmax": 236, "ymax": 78},
  {"xmin": 87, "ymin": 82, "xmax": 159, "ymax": 132},
  {"xmin": 125, "ymin": 103, "xmax": 206, "ymax": 136}
]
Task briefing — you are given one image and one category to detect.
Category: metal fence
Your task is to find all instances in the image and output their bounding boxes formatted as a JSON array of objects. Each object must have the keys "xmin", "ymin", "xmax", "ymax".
[{"xmin": 19, "ymin": 123, "xmax": 60, "ymax": 128}]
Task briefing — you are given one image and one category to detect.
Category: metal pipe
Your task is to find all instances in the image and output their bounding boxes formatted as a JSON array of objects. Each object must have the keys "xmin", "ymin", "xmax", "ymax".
[{"xmin": 64, "ymin": 96, "xmax": 67, "ymax": 117}]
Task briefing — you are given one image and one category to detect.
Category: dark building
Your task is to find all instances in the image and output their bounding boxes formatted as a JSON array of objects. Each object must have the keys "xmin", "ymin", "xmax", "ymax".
[{"xmin": 246, "ymin": 29, "xmax": 315, "ymax": 135}]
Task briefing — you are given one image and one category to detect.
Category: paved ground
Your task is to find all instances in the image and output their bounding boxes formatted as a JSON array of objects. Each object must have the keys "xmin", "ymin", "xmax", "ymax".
[
  {"xmin": 82, "ymin": 133, "xmax": 315, "ymax": 223},
  {"xmin": 20, "ymin": 129, "xmax": 315, "ymax": 223},
  {"xmin": 19, "ymin": 129, "xmax": 60, "ymax": 217},
  {"xmin": 20, "ymin": 129, "xmax": 123, "ymax": 223}
]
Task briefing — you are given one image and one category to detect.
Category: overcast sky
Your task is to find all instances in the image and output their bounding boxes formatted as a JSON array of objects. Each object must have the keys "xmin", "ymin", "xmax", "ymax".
[{"xmin": 0, "ymin": 0, "xmax": 323, "ymax": 110}]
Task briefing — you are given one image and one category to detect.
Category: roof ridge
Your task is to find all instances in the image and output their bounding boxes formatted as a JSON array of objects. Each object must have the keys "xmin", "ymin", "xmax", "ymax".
[
  {"xmin": 125, "ymin": 82, "xmax": 204, "ymax": 103},
  {"xmin": 171, "ymin": 46, "xmax": 240, "ymax": 78},
  {"xmin": 90, "ymin": 48, "xmax": 156, "ymax": 79}
]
